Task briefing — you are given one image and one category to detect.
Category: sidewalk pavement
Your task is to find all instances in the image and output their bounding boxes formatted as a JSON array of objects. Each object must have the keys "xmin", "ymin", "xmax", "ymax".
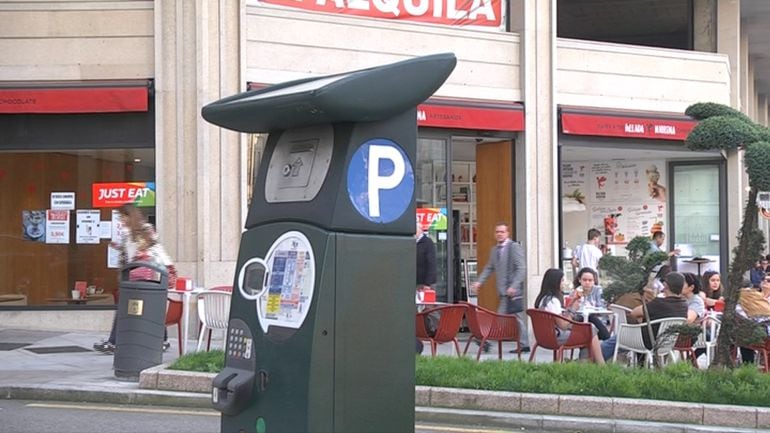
[{"xmin": 2, "ymin": 327, "xmax": 770, "ymax": 432}]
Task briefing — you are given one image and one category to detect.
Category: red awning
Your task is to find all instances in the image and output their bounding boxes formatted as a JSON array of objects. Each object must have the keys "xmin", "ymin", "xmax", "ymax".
[
  {"xmin": 417, "ymin": 98, "xmax": 524, "ymax": 132},
  {"xmin": 246, "ymin": 82, "xmax": 524, "ymax": 132},
  {"xmin": 560, "ymin": 106, "xmax": 696, "ymax": 141},
  {"xmin": 0, "ymin": 82, "xmax": 149, "ymax": 114}
]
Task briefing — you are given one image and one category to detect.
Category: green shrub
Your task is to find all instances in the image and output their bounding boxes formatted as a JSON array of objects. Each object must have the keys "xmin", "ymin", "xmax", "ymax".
[
  {"xmin": 745, "ymin": 141, "xmax": 770, "ymax": 191},
  {"xmin": 169, "ymin": 349, "xmax": 225, "ymax": 373},
  {"xmin": 170, "ymin": 349, "xmax": 770, "ymax": 407},
  {"xmin": 415, "ymin": 356, "xmax": 770, "ymax": 407},
  {"xmin": 685, "ymin": 115, "xmax": 761, "ymax": 151},
  {"xmin": 685, "ymin": 102, "xmax": 752, "ymax": 123}
]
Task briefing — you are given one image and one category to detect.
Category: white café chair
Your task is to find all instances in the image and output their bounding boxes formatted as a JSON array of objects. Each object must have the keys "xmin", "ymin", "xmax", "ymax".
[
  {"xmin": 612, "ymin": 317, "xmax": 686, "ymax": 368},
  {"xmin": 196, "ymin": 287, "xmax": 232, "ymax": 352},
  {"xmin": 691, "ymin": 316, "xmax": 721, "ymax": 368},
  {"xmin": 608, "ymin": 303, "xmax": 632, "ymax": 335}
]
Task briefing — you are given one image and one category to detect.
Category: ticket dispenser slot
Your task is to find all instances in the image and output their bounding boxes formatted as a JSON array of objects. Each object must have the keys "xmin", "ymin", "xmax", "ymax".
[
  {"xmin": 202, "ymin": 53, "xmax": 456, "ymax": 433},
  {"xmin": 212, "ymin": 318, "xmax": 255, "ymax": 416}
]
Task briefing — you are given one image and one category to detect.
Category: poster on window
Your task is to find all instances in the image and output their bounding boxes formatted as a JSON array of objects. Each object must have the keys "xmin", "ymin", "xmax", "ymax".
[
  {"xmin": 561, "ymin": 162, "xmax": 588, "ymax": 212},
  {"xmin": 45, "ymin": 209, "xmax": 70, "ymax": 244},
  {"xmin": 590, "ymin": 161, "xmax": 667, "ymax": 203},
  {"xmin": 76, "ymin": 209, "xmax": 100, "ymax": 244},
  {"xmin": 22, "ymin": 210, "xmax": 46, "ymax": 242},
  {"xmin": 564, "ymin": 159, "xmax": 667, "ymax": 247}
]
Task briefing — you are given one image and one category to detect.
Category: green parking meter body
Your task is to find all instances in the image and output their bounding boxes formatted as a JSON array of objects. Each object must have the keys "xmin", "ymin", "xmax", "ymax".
[
  {"xmin": 114, "ymin": 261, "xmax": 169, "ymax": 381},
  {"xmin": 202, "ymin": 53, "xmax": 457, "ymax": 433}
]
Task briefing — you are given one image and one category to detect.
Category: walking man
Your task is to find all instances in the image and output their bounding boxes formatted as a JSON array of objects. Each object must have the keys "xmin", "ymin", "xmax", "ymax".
[{"xmin": 471, "ymin": 222, "xmax": 529, "ymax": 352}]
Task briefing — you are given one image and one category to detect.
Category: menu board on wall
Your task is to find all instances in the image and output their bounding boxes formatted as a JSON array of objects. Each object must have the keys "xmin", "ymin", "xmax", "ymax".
[{"xmin": 563, "ymin": 160, "xmax": 667, "ymax": 245}]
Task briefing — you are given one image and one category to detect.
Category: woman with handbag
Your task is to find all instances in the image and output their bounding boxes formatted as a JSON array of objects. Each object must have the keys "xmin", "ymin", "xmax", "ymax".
[{"xmin": 94, "ymin": 204, "xmax": 177, "ymax": 354}]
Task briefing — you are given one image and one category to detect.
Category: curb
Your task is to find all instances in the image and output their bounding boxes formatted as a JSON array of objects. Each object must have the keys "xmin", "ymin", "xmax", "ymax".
[
  {"xmin": 0, "ymin": 384, "xmax": 210, "ymax": 408},
  {"xmin": 416, "ymin": 407, "xmax": 770, "ymax": 433},
  {"xmin": 417, "ymin": 386, "xmax": 770, "ymax": 431}
]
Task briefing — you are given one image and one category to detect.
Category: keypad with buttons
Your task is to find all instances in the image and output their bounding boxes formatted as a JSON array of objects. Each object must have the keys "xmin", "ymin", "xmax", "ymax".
[{"xmin": 227, "ymin": 326, "xmax": 253, "ymax": 360}]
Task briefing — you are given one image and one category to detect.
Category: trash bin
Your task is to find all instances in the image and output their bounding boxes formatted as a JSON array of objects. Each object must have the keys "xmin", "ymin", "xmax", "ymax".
[{"xmin": 114, "ymin": 261, "xmax": 169, "ymax": 381}]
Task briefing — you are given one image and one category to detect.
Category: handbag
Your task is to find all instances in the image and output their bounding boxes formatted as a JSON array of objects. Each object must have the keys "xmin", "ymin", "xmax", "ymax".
[{"xmin": 508, "ymin": 296, "xmax": 524, "ymax": 314}]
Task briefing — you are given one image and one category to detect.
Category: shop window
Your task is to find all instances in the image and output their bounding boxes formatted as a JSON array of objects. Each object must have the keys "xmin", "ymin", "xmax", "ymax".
[
  {"xmin": 0, "ymin": 149, "xmax": 155, "ymax": 306},
  {"xmin": 672, "ymin": 164, "xmax": 721, "ymax": 257}
]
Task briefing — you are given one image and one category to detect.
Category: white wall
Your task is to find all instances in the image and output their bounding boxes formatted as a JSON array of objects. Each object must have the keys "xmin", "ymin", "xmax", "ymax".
[
  {"xmin": 557, "ymin": 38, "xmax": 731, "ymax": 112},
  {"xmin": 244, "ymin": 4, "xmax": 522, "ymax": 102},
  {"xmin": 0, "ymin": 0, "xmax": 154, "ymax": 80}
]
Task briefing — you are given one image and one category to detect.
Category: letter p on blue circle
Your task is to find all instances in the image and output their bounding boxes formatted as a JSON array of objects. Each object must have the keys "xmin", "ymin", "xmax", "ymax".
[{"xmin": 347, "ymin": 139, "xmax": 414, "ymax": 223}]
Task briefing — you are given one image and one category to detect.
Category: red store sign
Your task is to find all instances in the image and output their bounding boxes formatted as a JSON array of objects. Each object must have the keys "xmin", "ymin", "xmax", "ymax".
[
  {"xmin": 561, "ymin": 109, "xmax": 697, "ymax": 141},
  {"xmin": 0, "ymin": 86, "xmax": 148, "ymax": 114},
  {"xmin": 259, "ymin": 0, "xmax": 503, "ymax": 27},
  {"xmin": 417, "ymin": 99, "xmax": 524, "ymax": 132}
]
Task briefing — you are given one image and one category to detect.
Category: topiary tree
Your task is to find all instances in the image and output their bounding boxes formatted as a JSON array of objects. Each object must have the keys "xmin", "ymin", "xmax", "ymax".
[
  {"xmin": 599, "ymin": 236, "xmax": 679, "ymax": 368},
  {"xmin": 684, "ymin": 102, "xmax": 770, "ymax": 367}
]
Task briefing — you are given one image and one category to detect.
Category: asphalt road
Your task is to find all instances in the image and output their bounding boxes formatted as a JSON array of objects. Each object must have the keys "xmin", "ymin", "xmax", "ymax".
[{"xmin": 0, "ymin": 400, "xmax": 547, "ymax": 433}]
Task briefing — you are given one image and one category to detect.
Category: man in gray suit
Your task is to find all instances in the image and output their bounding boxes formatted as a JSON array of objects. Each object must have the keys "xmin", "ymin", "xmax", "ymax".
[{"xmin": 471, "ymin": 222, "xmax": 529, "ymax": 352}]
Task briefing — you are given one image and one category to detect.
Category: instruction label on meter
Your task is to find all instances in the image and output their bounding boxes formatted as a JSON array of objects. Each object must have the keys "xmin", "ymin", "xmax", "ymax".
[{"xmin": 256, "ymin": 231, "xmax": 316, "ymax": 333}]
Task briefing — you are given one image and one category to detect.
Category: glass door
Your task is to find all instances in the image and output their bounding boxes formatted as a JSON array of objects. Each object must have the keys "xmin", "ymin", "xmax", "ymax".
[
  {"xmin": 416, "ymin": 137, "xmax": 451, "ymax": 301},
  {"xmin": 670, "ymin": 161, "xmax": 727, "ymax": 277}
]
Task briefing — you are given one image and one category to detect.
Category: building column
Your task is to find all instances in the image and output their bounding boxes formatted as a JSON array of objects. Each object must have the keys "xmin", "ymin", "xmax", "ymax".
[
  {"xmin": 155, "ymin": 0, "xmax": 243, "ymax": 288},
  {"xmin": 510, "ymin": 0, "xmax": 558, "ymax": 306},
  {"xmin": 717, "ymin": 0, "xmax": 744, "ymax": 264},
  {"xmin": 693, "ymin": 0, "xmax": 717, "ymax": 52},
  {"xmin": 757, "ymin": 94, "xmax": 767, "ymax": 126}
]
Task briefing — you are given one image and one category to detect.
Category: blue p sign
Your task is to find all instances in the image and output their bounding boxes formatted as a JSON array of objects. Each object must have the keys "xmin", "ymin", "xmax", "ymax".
[{"xmin": 347, "ymin": 139, "xmax": 414, "ymax": 223}]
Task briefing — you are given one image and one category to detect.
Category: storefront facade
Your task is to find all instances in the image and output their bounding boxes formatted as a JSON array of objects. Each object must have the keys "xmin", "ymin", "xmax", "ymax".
[{"xmin": 1, "ymin": 1, "xmax": 768, "ymax": 332}]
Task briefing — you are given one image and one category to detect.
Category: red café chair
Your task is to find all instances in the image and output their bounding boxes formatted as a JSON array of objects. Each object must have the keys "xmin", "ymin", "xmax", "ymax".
[
  {"xmin": 165, "ymin": 296, "xmax": 184, "ymax": 355},
  {"xmin": 526, "ymin": 308, "xmax": 594, "ymax": 363},
  {"xmin": 416, "ymin": 304, "xmax": 467, "ymax": 357},
  {"xmin": 739, "ymin": 338, "xmax": 770, "ymax": 373},
  {"xmin": 461, "ymin": 301, "xmax": 522, "ymax": 361}
]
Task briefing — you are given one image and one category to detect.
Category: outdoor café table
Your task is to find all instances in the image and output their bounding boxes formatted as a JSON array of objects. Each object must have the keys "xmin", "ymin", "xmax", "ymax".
[
  {"xmin": 46, "ymin": 297, "xmax": 88, "ymax": 305},
  {"xmin": 416, "ymin": 301, "xmax": 448, "ymax": 312},
  {"xmin": 576, "ymin": 306, "xmax": 614, "ymax": 323},
  {"xmin": 168, "ymin": 287, "xmax": 206, "ymax": 354}
]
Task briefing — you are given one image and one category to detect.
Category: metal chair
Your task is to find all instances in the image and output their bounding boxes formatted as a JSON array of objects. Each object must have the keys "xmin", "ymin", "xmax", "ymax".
[
  {"xmin": 613, "ymin": 317, "xmax": 686, "ymax": 367},
  {"xmin": 416, "ymin": 304, "xmax": 467, "ymax": 357},
  {"xmin": 196, "ymin": 289, "xmax": 232, "ymax": 352},
  {"xmin": 461, "ymin": 301, "xmax": 521, "ymax": 361},
  {"xmin": 526, "ymin": 308, "xmax": 594, "ymax": 363}
]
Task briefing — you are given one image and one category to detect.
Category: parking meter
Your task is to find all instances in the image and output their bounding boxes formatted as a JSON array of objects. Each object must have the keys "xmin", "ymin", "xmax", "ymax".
[{"xmin": 202, "ymin": 53, "xmax": 456, "ymax": 433}]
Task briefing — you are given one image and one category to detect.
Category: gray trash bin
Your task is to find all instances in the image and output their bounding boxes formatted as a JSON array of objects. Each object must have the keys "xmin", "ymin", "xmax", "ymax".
[{"xmin": 114, "ymin": 260, "xmax": 169, "ymax": 381}]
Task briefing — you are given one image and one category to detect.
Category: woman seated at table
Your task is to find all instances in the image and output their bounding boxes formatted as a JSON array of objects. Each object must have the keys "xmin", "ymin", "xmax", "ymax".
[
  {"xmin": 736, "ymin": 278, "xmax": 770, "ymax": 364},
  {"xmin": 682, "ymin": 272, "xmax": 706, "ymax": 318},
  {"xmin": 700, "ymin": 270, "xmax": 724, "ymax": 309},
  {"xmin": 568, "ymin": 267, "xmax": 611, "ymax": 341},
  {"xmin": 535, "ymin": 268, "xmax": 605, "ymax": 364}
]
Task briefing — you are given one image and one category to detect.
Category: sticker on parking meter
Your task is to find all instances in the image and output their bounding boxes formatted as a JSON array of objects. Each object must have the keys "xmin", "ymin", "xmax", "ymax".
[
  {"xmin": 255, "ymin": 231, "xmax": 315, "ymax": 333},
  {"xmin": 347, "ymin": 139, "xmax": 414, "ymax": 223}
]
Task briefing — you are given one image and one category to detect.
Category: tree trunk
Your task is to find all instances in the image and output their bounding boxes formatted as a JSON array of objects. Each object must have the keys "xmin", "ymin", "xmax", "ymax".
[{"xmin": 713, "ymin": 187, "xmax": 760, "ymax": 367}]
